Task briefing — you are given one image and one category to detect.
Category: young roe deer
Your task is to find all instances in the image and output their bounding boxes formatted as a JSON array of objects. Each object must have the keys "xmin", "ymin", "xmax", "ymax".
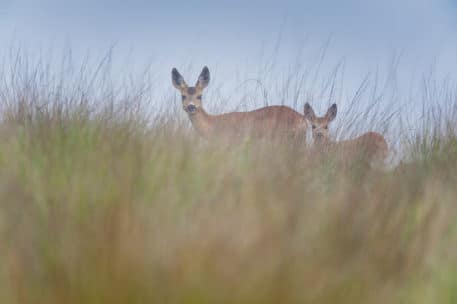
[
  {"xmin": 303, "ymin": 103, "xmax": 388, "ymax": 165},
  {"xmin": 172, "ymin": 67, "xmax": 307, "ymax": 141}
]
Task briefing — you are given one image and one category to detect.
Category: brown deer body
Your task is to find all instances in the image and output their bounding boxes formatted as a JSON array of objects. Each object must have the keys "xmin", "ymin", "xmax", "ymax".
[
  {"xmin": 303, "ymin": 103, "xmax": 388, "ymax": 165},
  {"xmin": 172, "ymin": 67, "xmax": 307, "ymax": 141}
]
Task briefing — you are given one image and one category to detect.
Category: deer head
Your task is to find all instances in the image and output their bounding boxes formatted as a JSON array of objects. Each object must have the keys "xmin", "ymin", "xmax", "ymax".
[
  {"xmin": 304, "ymin": 103, "xmax": 337, "ymax": 145},
  {"xmin": 172, "ymin": 66, "xmax": 210, "ymax": 115}
]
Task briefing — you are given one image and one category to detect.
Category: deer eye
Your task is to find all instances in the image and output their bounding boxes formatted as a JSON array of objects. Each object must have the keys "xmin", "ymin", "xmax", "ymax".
[
  {"xmin": 324, "ymin": 126, "xmax": 328, "ymax": 130},
  {"xmin": 312, "ymin": 125, "xmax": 316, "ymax": 129},
  {"xmin": 182, "ymin": 95, "xmax": 187, "ymax": 100},
  {"xmin": 197, "ymin": 95, "xmax": 202, "ymax": 100}
]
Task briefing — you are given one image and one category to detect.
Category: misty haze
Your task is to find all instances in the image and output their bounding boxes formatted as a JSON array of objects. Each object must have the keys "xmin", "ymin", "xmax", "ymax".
[{"xmin": 0, "ymin": 1, "xmax": 456, "ymax": 303}]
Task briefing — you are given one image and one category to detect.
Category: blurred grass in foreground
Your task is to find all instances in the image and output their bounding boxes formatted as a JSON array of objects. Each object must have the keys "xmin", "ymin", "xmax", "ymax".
[{"xmin": 0, "ymin": 52, "xmax": 456, "ymax": 304}]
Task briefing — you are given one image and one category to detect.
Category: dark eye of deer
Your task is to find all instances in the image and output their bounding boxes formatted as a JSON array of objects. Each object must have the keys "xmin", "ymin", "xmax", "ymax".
[
  {"xmin": 197, "ymin": 95, "xmax": 202, "ymax": 100},
  {"xmin": 324, "ymin": 126, "xmax": 328, "ymax": 130},
  {"xmin": 182, "ymin": 95, "xmax": 186, "ymax": 100},
  {"xmin": 312, "ymin": 125, "xmax": 316, "ymax": 129}
]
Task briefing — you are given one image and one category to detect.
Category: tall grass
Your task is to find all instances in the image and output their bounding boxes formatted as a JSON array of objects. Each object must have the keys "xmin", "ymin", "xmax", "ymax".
[{"xmin": 0, "ymin": 49, "xmax": 456, "ymax": 304}]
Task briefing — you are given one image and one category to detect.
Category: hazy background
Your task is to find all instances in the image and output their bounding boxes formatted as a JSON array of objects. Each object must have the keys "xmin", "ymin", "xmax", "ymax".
[{"xmin": 0, "ymin": 0, "xmax": 456, "ymax": 111}]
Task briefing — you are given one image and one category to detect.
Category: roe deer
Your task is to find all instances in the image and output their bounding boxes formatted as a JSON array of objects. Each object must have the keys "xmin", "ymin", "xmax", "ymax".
[
  {"xmin": 303, "ymin": 103, "xmax": 388, "ymax": 166},
  {"xmin": 172, "ymin": 67, "xmax": 307, "ymax": 141}
]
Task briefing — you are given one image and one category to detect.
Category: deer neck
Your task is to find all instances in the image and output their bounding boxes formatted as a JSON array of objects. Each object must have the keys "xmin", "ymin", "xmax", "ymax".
[
  {"xmin": 315, "ymin": 138, "xmax": 333, "ymax": 150},
  {"xmin": 187, "ymin": 108, "xmax": 215, "ymax": 138}
]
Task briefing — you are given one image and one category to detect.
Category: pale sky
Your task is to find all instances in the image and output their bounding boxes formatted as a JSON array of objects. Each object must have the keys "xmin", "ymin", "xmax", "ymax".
[{"xmin": 0, "ymin": 0, "xmax": 456, "ymax": 116}]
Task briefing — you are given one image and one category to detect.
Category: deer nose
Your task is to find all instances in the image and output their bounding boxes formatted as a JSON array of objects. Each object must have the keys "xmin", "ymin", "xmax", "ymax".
[{"xmin": 186, "ymin": 104, "xmax": 197, "ymax": 113}]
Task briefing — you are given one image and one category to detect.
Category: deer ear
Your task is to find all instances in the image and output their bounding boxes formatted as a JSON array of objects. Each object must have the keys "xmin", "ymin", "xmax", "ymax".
[
  {"xmin": 303, "ymin": 103, "xmax": 316, "ymax": 121},
  {"xmin": 172, "ymin": 68, "xmax": 187, "ymax": 90},
  {"xmin": 325, "ymin": 104, "xmax": 337, "ymax": 122},
  {"xmin": 196, "ymin": 66, "xmax": 210, "ymax": 89}
]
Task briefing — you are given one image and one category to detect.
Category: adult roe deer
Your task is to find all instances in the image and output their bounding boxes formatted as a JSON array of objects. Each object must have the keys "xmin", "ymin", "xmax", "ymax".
[
  {"xmin": 172, "ymin": 67, "xmax": 307, "ymax": 141},
  {"xmin": 303, "ymin": 103, "xmax": 388, "ymax": 166}
]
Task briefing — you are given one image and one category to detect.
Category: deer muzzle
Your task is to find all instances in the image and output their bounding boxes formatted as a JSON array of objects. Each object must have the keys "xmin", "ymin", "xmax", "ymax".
[{"xmin": 186, "ymin": 104, "xmax": 197, "ymax": 114}]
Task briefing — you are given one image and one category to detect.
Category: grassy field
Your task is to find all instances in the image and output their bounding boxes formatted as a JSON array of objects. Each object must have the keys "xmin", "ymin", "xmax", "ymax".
[{"xmin": 0, "ymin": 54, "xmax": 456, "ymax": 304}]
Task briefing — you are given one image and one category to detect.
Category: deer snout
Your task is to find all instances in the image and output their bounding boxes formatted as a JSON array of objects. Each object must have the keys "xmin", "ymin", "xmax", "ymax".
[
  {"xmin": 315, "ymin": 132, "xmax": 324, "ymax": 139},
  {"xmin": 185, "ymin": 104, "xmax": 197, "ymax": 114}
]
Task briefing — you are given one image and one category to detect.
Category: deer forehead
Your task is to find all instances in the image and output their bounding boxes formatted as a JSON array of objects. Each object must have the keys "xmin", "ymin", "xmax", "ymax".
[
  {"xmin": 314, "ymin": 117, "xmax": 330, "ymax": 125},
  {"xmin": 183, "ymin": 87, "xmax": 202, "ymax": 96}
]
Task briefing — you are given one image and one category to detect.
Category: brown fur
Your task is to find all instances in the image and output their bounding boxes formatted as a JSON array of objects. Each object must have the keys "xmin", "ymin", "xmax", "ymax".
[
  {"xmin": 316, "ymin": 132, "xmax": 388, "ymax": 163},
  {"xmin": 189, "ymin": 105, "xmax": 306, "ymax": 140},
  {"xmin": 172, "ymin": 67, "xmax": 307, "ymax": 142}
]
